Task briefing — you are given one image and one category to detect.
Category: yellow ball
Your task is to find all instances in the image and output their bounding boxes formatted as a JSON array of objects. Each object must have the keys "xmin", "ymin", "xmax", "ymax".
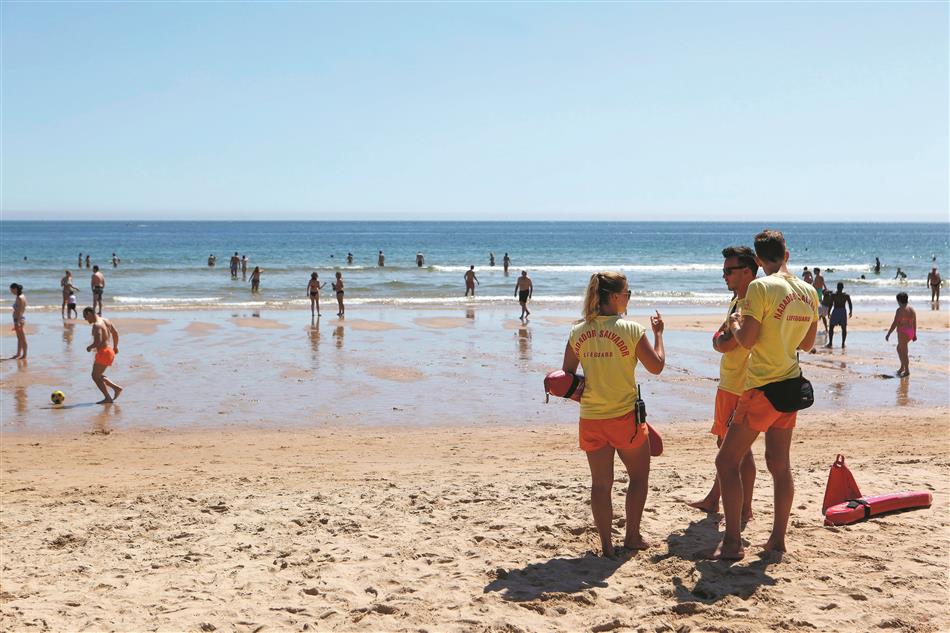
[{"xmin": 51, "ymin": 390, "xmax": 66, "ymax": 405}]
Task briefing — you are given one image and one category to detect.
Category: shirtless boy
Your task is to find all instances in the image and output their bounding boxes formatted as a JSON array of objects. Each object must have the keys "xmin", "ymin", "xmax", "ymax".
[
  {"xmin": 464, "ymin": 266, "xmax": 479, "ymax": 297},
  {"xmin": 84, "ymin": 307, "xmax": 123, "ymax": 404},
  {"xmin": 713, "ymin": 230, "xmax": 818, "ymax": 560},
  {"xmin": 514, "ymin": 271, "xmax": 533, "ymax": 319},
  {"xmin": 688, "ymin": 246, "xmax": 757, "ymax": 525},
  {"xmin": 91, "ymin": 265, "xmax": 105, "ymax": 316},
  {"xmin": 826, "ymin": 282, "xmax": 853, "ymax": 349}
]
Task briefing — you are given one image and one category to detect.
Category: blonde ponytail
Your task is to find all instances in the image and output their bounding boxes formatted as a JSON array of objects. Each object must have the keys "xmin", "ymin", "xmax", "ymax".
[{"xmin": 582, "ymin": 272, "xmax": 626, "ymax": 321}]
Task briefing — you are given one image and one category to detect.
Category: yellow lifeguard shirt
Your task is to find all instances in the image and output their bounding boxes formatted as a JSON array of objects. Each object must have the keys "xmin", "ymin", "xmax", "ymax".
[
  {"xmin": 719, "ymin": 296, "xmax": 750, "ymax": 396},
  {"xmin": 568, "ymin": 315, "xmax": 646, "ymax": 419},
  {"xmin": 741, "ymin": 272, "xmax": 819, "ymax": 390}
]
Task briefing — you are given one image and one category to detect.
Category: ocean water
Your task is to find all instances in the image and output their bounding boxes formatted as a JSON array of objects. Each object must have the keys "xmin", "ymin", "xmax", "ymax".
[{"xmin": 1, "ymin": 221, "xmax": 947, "ymax": 311}]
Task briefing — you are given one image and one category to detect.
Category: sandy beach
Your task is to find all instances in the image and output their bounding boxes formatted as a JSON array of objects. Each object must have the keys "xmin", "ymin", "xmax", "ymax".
[{"xmin": 2, "ymin": 305, "xmax": 948, "ymax": 632}]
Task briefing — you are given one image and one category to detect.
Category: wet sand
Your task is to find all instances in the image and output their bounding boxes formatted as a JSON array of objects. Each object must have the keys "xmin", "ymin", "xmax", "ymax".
[{"xmin": 1, "ymin": 304, "xmax": 947, "ymax": 631}]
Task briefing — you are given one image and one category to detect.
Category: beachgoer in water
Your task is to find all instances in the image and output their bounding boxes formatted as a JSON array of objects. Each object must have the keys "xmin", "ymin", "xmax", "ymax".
[
  {"xmin": 826, "ymin": 282, "xmax": 852, "ymax": 348},
  {"xmin": 688, "ymin": 246, "xmax": 757, "ymax": 524},
  {"xmin": 332, "ymin": 272, "xmax": 345, "ymax": 316},
  {"xmin": 561, "ymin": 272, "xmax": 665, "ymax": 556},
  {"xmin": 514, "ymin": 270, "xmax": 533, "ymax": 319},
  {"xmin": 241, "ymin": 255, "xmax": 248, "ymax": 277},
  {"xmin": 464, "ymin": 266, "xmax": 479, "ymax": 297},
  {"xmin": 378, "ymin": 251, "xmax": 385, "ymax": 267},
  {"xmin": 715, "ymin": 229, "xmax": 818, "ymax": 560},
  {"xmin": 307, "ymin": 272, "xmax": 325, "ymax": 317},
  {"xmin": 91, "ymin": 265, "xmax": 105, "ymax": 316},
  {"xmin": 894, "ymin": 267, "xmax": 907, "ymax": 281},
  {"xmin": 489, "ymin": 252, "xmax": 495, "ymax": 267},
  {"xmin": 416, "ymin": 251, "xmax": 425, "ymax": 267},
  {"xmin": 67, "ymin": 289, "xmax": 78, "ymax": 320},
  {"xmin": 346, "ymin": 252, "xmax": 353, "ymax": 265},
  {"xmin": 250, "ymin": 266, "xmax": 263, "ymax": 293},
  {"xmin": 85, "ymin": 254, "xmax": 91, "ymax": 269},
  {"xmin": 61, "ymin": 270, "xmax": 79, "ymax": 319},
  {"xmin": 78, "ymin": 252, "xmax": 83, "ymax": 268},
  {"xmin": 9, "ymin": 283, "xmax": 27, "ymax": 359},
  {"xmin": 502, "ymin": 253, "xmax": 510, "ymax": 274},
  {"xmin": 83, "ymin": 307, "xmax": 122, "ymax": 404},
  {"xmin": 812, "ymin": 267, "xmax": 826, "ymax": 301},
  {"xmin": 873, "ymin": 257, "xmax": 881, "ymax": 274},
  {"xmin": 927, "ymin": 267, "xmax": 941, "ymax": 302},
  {"xmin": 112, "ymin": 253, "xmax": 120, "ymax": 268},
  {"xmin": 818, "ymin": 286, "xmax": 833, "ymax": 335},
  {"xmin": 230, "ymin": 252, "xmax": 240, "ymax": 278},
  {"xmin": 208, "ymin": 254, "xmax": 216, "ymax": 267},
  {"xmin": 885, "ymin": 292, "xmax": 917, "ymax": 377},
  {"xmin": 802, "ymin": 267, "xmax": 813, "ymax": 284}
]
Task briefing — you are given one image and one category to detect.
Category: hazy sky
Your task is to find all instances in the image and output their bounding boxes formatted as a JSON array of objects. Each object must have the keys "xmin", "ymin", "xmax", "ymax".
[{"xmin": 2, "ymin": 2, "xmax": 947, "ymax": 221}]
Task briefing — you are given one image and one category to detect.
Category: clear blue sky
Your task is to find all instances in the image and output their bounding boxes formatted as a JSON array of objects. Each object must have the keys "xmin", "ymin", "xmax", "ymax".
[{"xmin": 2, "ymin": 2, "xmax": 947, "ymax": 221}]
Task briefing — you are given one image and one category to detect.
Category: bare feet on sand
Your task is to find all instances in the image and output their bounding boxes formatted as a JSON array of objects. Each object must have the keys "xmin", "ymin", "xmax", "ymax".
[
  {"xmin": 756, "ymin": 536, "xmax": 786, "ymax": 556},
  {"xmin": 623, "ymin": 534, "xmax": 653, "ymax": 550},
  {"xmin": 709, "ymin": 537, "xmax": 745, "ymax": 561},
  {"xmin": 97, "ymin": 398, "xmax": 114, "ymax": 405},
  {"xmin": 686, "ymin": 498, "xmax": 719, "ymax": 514},
  {"xmin": 112, "ymin": 386, "xmax": 123, "ymax": 401}
]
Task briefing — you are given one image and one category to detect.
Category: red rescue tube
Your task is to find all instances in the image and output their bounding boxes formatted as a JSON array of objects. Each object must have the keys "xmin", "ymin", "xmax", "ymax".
[
  {"xmin": 544, "ymin": 370, "xmax": 663, "ymax": 457},
  {"xmin": 823, "ymin": 491, "xmax": 933, "ymax": 526}
]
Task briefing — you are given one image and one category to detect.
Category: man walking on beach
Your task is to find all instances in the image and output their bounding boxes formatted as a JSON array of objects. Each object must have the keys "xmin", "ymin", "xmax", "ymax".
[
  {"xmin": 688, "ymin": 246, "xmax": 757, "ymax": 523},
  {"xmin": 91, "ymin": 265, "xmax": 105, "ymax": 316},
  {"xmin": 826, "ymin": 282, "xmax": 852, "ymax": 348},
  {"xmin": 464, "ymin": 266, "xmax": 479, "ymax": 297},
  {"xmin": 927, "ymin": 267, "xmax": 941, "ymax": 302},
  {"xmin": 514, "ymin": 270, "xmax": 533, "ymax": 319},
  {"xmin": 713, "ymin": 230, "xmax": 818, "ymax": 560},
  {"xmin": 84, "ymin": 307, "xmax": 123, "ymax": 404}
]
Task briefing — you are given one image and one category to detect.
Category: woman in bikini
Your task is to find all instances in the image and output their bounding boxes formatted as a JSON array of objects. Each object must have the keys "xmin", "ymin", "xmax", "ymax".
[
  {"xmin": 249, "ymin": 266, "xmax": 263, "ymax": 293},
  {"xmin": 9, "ymin": 283, "xmax": 27, "ymax": 359},
  {"xmin": 307, "ymin": 272, "xmax": 324, "ymax": 317},
  {"xmin": 332, "ymin": 272, "xmax": 345, "ymax": 317},
  {"xmin": 561, "ymin": 272, "xmax": 665, "ymax": 556},
  {"xmin": 885, "ymin": 291, "xmax": 917, "ymax": 377}
]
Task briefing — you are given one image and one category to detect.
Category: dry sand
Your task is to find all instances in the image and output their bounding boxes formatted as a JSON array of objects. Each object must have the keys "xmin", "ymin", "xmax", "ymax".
[{"xmin": 1, "ymin": 409, "xmax": 947, "ymax": 632}]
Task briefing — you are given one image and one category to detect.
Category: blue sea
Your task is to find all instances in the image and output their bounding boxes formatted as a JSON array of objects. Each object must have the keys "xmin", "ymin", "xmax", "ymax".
[{"xmin": 1, "ymin": 221, "xmax": 947, "ymax": 311}]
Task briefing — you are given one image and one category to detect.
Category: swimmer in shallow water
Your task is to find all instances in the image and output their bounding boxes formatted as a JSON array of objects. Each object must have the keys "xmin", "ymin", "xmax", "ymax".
[{"xmin": 885, "ymin": 292, "xmax": 917, "ymax": 377}]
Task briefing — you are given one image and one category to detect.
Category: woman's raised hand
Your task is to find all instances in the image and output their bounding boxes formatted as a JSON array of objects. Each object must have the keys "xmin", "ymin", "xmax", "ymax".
[{"xmin": 650, "ymin": 310, "xmax": 664, "ymax": 335}]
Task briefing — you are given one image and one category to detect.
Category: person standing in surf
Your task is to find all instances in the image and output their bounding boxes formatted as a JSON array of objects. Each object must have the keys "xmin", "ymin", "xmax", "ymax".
[
  {"xmin": 713, "ymin": 229, "xmax": 818, "ymax": 561},
  {"xmin": 307, "ymin": 272, "xmax": 325, "ymax": 317},
  {"xmin": 91, "ymin": 265, "xmax": 105, "ymax": 316},
  {"xmin": 885, "ymin": 292, "xmax": 917, "ymax": 377},
  {"xmin": 464, "ymin": 266, "xmax": 479, "ymax": 297},
  {"xmin": 826, "ymin": 282, "xmax": 852, "ymax": 348},
  {"xmin": 250, "ymin": 266, "xmax": 263, "ymax": 293},
  {"xmin": 9, "ymin": 283, "xmax": 28, "ymax": 360},
  {"xmin": 561, "ymin": 272, "xmax": 665, "ymax": 556},
  {"xmin": 514, "ymin": 270, "xmax": 533, "ymax": 319},
  {"xmin": 333, "ymin": 272, "xmax": 345, "ymax": 317},
  {"xmin": 688, "ymin": 246, "xmax": 757, "ymax": 524}
]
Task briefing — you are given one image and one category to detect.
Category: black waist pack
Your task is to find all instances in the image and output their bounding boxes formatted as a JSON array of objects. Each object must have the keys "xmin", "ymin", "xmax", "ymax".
[{"xmin": 756, "ymin": 374, "xmax": 814, "ymax": 413}]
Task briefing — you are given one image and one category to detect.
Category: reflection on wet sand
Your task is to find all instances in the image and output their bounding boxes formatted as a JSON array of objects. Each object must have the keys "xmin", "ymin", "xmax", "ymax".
[
  {"xmin": 828, "ymin": 381, "xmax": 851, "ymax": 401},
  {"xmin": 308, "ymin": 319, "xmax": 321, "ymax": 366},
  {"xmin": 516, "ymin": 322, "xmax": 532, "ymax": 361},
  {"xmin": 62, "ymin": 322, "xmax": 75, "ymax": 347},
  {"xmin": 14, "ymin": 385, "xmax": 27, "ymax": 419},
  {"xmin": 334, "ymin": 325, "xmax": 345, "ymax": 349},
  {"xmin": 897, "ymin": 378, "xmax": 911, "ymax": 406},
  {"xmin": 91, "ymin": 404, "xmax": 121, "ymax": 434},
  {"xmin": 931, "ymin": 300, "xmax": 940, "ymax": 311},
  {"xmin": 466, "ymin": 307, "xmax": 475, "ymax": 320}
]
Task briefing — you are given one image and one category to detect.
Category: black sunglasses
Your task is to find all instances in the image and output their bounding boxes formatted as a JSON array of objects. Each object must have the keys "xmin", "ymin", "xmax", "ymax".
[{"xmin": 722, "ymin": 266, "xmax": 747, "ymax": 276}]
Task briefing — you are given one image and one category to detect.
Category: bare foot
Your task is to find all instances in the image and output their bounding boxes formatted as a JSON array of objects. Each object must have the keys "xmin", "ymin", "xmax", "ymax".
[
  {"xmin": 709, "ymin": 538, "xmax": 745, "ymax": 561},
  {"xmin": 97, "ymin": 398, "xmax": 114, "ymax": 404},
  {"xmin": 741, "ymin": 509, "xmax": 754, "ymax": 528},
  {"xmin": 623, "ymin": 533, "xmax": 652, "ymax": 550},
  {"xmin": 757, "ymin": 536, "xmax": 786, "ymax": 554},
  {"xmin": 601, "ymin": 543, "xmax": 616, "ymax": 557},
  {"xmin": 112, "ymin": 386, "xmax": 123, "ymax": 401},
  {"xmin": 686, "ymin": 498, "xmax": 720, "ymax": 514}
]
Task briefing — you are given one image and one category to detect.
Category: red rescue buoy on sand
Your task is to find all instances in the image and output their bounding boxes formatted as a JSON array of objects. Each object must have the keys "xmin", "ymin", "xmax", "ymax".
[{"xmin": 821, "ymin": 454, "xmax": 932, "ymax": 525}]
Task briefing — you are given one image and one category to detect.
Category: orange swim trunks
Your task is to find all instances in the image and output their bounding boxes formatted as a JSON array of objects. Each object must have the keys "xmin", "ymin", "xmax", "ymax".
[
  {"xmin": 710, "ymin": 388, "xmax": 741, "ymax": 437},
  {"xmin": 731, "ymin": 388, "xmax": 796, "ymax": 434},
  {"xmin": 94, "ymin": 347, "xmax": 115, "ymax": 367},
  {"xmin": 579, "ymin": 411, "xmax": 648, "ymax": 453}
]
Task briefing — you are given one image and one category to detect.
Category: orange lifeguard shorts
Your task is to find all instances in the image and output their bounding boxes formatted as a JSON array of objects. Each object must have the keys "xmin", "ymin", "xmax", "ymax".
[
  {"xmin": 94, "ymin": 347, "xmax": 115, "ymax": 367},
  {"xmin": 579, "ymin": 411, "xmax": 648, "ymax": 453},
  {"xmin": 710, "ymin": 388, "xmax": 741, "ymax": 437},
  {"xmin": 731, "ymin": 388, "xmax": 796, "ymax": 434}
]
